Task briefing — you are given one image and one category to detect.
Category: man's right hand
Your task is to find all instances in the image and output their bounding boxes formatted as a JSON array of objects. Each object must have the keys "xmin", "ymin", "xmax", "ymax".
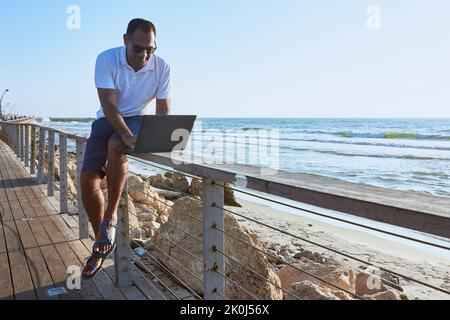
[{"xmin": 121, "ymin": 134, "xmax": 137, "ymax": 150}]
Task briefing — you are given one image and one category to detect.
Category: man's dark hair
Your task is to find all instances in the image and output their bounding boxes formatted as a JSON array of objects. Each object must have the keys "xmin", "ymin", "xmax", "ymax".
[{"xmin": 126, "ymin": 18, "xmax": 156, "ymax": 37}]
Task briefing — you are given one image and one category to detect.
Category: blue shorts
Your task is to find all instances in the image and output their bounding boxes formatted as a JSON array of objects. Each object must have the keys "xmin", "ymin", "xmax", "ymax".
[{"xmin": 81, "ymin": 116, "xmax": 143, "ymax": 175}]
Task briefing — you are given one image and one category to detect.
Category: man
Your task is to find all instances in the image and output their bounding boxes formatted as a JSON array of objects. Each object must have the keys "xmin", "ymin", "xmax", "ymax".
[{"xmin": 81, "ymin": 18, "xmax": 171, "ymax": 279}]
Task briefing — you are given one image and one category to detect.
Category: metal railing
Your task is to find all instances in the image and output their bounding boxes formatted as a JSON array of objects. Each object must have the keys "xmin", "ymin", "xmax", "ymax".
[{"xmin": 0, "ymin": 119, "xmax": 449, "ymax": 300}]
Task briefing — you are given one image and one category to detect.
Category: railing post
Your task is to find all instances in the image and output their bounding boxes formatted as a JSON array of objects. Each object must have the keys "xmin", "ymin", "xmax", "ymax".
[
  {"xmin": 47, "ymin": 130, "xmax": 55, "ymax": 196},
  {"xmin": 30, "ymin": 126, "xmax": 36, "ymax": 174},
  {"xmin": 76, "ymin": 139, "xmax": 89, "ymax": 239},
  {"xmin": 202, "ymin": 177, "xmax": 225, "ymax": 300},
  {"xmin": 37, "ymin": 128, "xmax": 46, "ymax": 184},
  {"xmin": 59, "ymin": 134, "xmax": 68, "ymax": 213},
  {"xmin": 15, "ymin": 125, "xmax": 20, "ymax": 157},
  {"xmin": 115, "ymin": 182, "xmax": 132, "ymax": 287},
  {"xmin": 24, "ymin": 125, "xmax": 30, "ymax": 167},
  {"xmin": 20, "ymin": 124, "xmax": 24, "ymax": 161}
]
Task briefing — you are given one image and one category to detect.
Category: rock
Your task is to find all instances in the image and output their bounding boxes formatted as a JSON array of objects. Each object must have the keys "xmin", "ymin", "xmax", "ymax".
[
  {"xmin": 127, "ymin": 174, "xmax": 173, "ymax": 217},
  {"xmin": 276, "ymin": 260, "xmax": 357, "ymax": 294},
  {"xmin": 189, "ymin": 178, "xmax": 202, "ymax": 198},
  {"xmin": 131, "ymin": 238, "xmax": 148, "ymax": 249},
  {"xmin": 142, "ymin": 221, "xmax": 161, "ymax": 238},
  {"xmin": 286, "ymin": 281, "xmax": 352, "ymax": 300},
  {"xmin": 293, "ymin": 250, "xmax": 327, "ymax": 264},
  {"xmin": 187, "ymin": 179, "xmax": 242, "ymax": 207},
  {"xmin": 146, "ymin": 174, "xmax": 173, "ymax": 191},
  {"xmin": 249, "ymin": 233, "xmax": 261, "ymax": 247},
  {"xmin": 151, "ymin": 196, "xmax": 283, "ymax": 300},
  {"xmin": 355, "ymin": 272, "xmax": 388, "ymax": 296},
  {"xmin": 164, "ymin": 172, "xmax": 173, "ymax": 179},
  {"xmin": 364, "ymin": 288, "xmax": 403, "ymax": 300},
  {"xmin": 171, "ymin": 173, "xmax": 190, "ymax": 193},
  {"xmin": 146, "ymin": 174, "xmax": 164, "ymax": 187},
  {"xmin": 358, "ymin": 267, "xmax": 403, "ymax": 292},
  {"xmin": 153, "ymin": 188, "xmax": 184, "ymax": 200},
  {"xmin": 224, "ymin": 184, "xmax": 242, "ymax": 207},
  {"xmin": 136, "ymin": 206, "xmax": 157, "ymax": 223}
]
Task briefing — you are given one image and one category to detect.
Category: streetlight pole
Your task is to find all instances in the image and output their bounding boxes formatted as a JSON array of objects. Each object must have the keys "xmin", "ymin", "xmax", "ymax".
[{"xmin": 0, "ymin": 89, "xmax": 10, "ymax": 120}]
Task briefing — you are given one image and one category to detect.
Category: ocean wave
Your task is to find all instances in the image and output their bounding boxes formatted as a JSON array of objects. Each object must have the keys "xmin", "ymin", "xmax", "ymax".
[
  {"xmin": 336, "ymin": 131, "xmax": 450, "ymax": 141},
  {"xmin": 281, "ymin": 147, "xmax": 450, "ymax": 161},
  {"xmin": 412, "ymin": 171, "xmax": 449, "ymax": 178},
  {"xmin": 187, "ymin": 137, "xmax": 450, "ymax": 161},
  {"xmin": 191, "ymin": 132, "xmax": 450, "ymax": 151}
]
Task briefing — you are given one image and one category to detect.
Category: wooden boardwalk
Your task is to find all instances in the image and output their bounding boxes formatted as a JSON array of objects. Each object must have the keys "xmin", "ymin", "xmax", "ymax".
[{"xmin": 0, "ymin": 140, "xmax": 167, "ymax": 300}]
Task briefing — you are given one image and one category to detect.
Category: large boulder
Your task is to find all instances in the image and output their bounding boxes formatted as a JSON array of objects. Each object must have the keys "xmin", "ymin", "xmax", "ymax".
[
  {"xmin": 286, "ymin": 281, "xmax": 353, "ymax": 300},
  {"xmin": 189, "ymin": 178, "xmax": 202, "ymax": 198},
  {"xmin": 146, "ymin": 174, "xmax": 173, "ymax": 190},
  {"xmin": 171, "ymin": 173, "xmax": 190, "ymax": 193},
  {"xmin": 127, "ymin": 174, "xmax": 173, "ymax": 217},
  {"xmin": 151, "ymin": 196, "xmax": 283, "ymax": 300},
  {"xmin": 187, "ymin": 179, "xmax": 241, "ymax": 207},
  {"xmin": 364, "ymin": 288, "xmax": 404, "ymax": 300},
  {"xmin": 224, "ymin": 184, "xmax": 242, "ymax": 207},
  {"xmin": 355, "ymin": 272, "xmax": 388, "ymax": 296},
  {"xmin": 276, "ymin": 260, "xmax": 357, "ymax": 295}
]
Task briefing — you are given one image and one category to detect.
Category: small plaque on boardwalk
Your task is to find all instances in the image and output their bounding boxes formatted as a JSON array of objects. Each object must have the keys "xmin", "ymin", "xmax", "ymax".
[{"xmin": 47, "ymin": 287, "xmax": 67, "ymax": 297}]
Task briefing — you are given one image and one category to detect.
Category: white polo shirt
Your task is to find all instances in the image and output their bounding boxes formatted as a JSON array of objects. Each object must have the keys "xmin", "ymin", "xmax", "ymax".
[{"xmin": 94, "ymin": 46, "xmax": 171, "ymax": 119}]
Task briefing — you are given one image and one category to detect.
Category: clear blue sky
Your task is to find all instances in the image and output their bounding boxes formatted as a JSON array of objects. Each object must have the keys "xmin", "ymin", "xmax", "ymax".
[{"xmin": 0, "ymin": 0, "xmax": 449, "ymax": 118}]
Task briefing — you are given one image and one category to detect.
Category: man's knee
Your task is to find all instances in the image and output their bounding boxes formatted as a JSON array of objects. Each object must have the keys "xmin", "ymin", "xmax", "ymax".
[
  {"xmin": 108, "ymin": 137, "xmax": 126, "ymax": 155},
  {"xmin": 80, "ymin": 171, "xmax": 103, "ymax": 192}
]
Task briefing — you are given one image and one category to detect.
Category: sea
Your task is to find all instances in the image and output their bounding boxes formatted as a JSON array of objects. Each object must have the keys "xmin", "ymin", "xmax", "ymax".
[{"xmin": 42, "ymin": 117, "xmax": 450, "ymax": 197}]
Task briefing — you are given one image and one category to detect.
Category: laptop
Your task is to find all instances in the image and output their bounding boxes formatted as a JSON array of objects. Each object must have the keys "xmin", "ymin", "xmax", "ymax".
[{"xmin": 131, "ymin": 115, "xmax": 197, "ymax": 153}]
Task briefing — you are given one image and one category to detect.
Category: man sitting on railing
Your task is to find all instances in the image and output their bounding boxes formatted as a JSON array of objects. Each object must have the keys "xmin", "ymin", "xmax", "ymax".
[{"xmin": 80, "ymin": 18, "xmax": 171, "ymax": 279}]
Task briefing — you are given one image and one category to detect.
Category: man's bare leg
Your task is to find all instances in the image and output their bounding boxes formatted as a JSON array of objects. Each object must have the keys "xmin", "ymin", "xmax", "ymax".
[
  {"xmin": 80, "ymin": 171, "xmax": 105, "ymax": 237},
  {"xmin": 80, "ymin": 171, "xmax": 106, "ymax": 277},
  {"xmin": 94, "ymin": 137, "xmax": 129, "ymax": 256}
]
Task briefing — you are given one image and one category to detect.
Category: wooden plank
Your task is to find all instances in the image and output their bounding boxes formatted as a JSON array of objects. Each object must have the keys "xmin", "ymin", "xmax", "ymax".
[
  {"xmin": 9, "ymin": 250, "xmax": 37, "ymax": 300},
  {"xmin": 0, "ymin": 224, "xmax": 6, "ymax": 254},
  {"xmin": 9, "ymin": 200, "xmax": 25, "ymax": 220},
  {"xmin": 129, "ymin": 265, "xmax": 168, "ymax": 300},
  {"xmin": 22, "ymin": 185, "xmax": 37, "ymax": 200},
  {"xmin": 17, "ymin": 198, "xmax": 37, "ymax": 219},
  {"xmin": 54, "ymin": 242, "xmax": 104, "ymax": 300},
  {"xmin": 24, "ymin": 247, "xmax": 58, "ymax": 300},
  {"xmin": 0, "ymin": 187, "xmax": 7, "ymax": 202},
  {"xmin": 100, "ymin": 258, "xmax": 147, "ymax": 300},
  {"xmin": 15, "ymin": 220, "xmax": 38, "ymax": 249},
  {"xmin": 0, "ymin": 253, "xmax": 13, "ymax": 300},
  {"xmin": 69, "ymin": 240, "xmax": 126, "ymax": 300},
  {"xmin": 3, "ymin": 220, "xmax": 21, "ymax": 252},
  {"xmin": 36, "ymin": 195, "xmax": 59, "ymax": 216},
  {"xmin": 28, "ymin": 219, "xmax": 52, "ymax": 247},
  {"xmin": 39, "ymin": 244, "xmax": 82, "ymax": 300},
  {"xmin": 3, "ymin": 181, "xmax": 18, "ymax": 202},
  {"xmin": 38, "ymin": 216, "xmax": 65, "ymax": 244},
  {"xmin": 50, "ymin": 215, "xmax": 78, "ymax": 242},
  {"xmin": 30, "ymin": 185, "xmax": 46, "ymax": 199},
  {"xmin": 60, "ymin": 214, "xmax": 79, "ymax": 229},
  {"xmin": 0, "ymin": 201, "xmax": 13, "ymax": 222},
  {"xmin": 11, "ymin": 184, "xmax": 28, "ymax": 202}
]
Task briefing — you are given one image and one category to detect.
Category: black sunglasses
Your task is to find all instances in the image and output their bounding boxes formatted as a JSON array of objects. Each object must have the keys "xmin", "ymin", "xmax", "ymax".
[{"xmin": 132, "ymin": 42, "xmax": 157, "ymax": 54}]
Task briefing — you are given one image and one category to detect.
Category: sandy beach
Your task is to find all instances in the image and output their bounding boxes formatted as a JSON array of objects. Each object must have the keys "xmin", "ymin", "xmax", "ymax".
[{"xmin": 230, "ymin": 196, "xmax": 450, "ymax": 300}]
